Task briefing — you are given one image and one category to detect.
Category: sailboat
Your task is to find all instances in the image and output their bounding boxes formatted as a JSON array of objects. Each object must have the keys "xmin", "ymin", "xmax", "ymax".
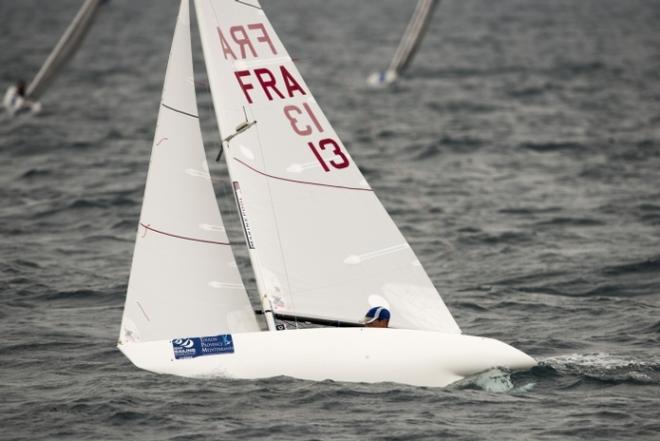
[
  {"xmin": 118, "ymin": 0, "xmax": 536, "ymax": 388},
  {"xmin": 367, "ymin": 0, "xmax": 439, "ymax": 86},
  {"xmin": 3, "ymin": 0, "xmax": 106, "ymax": 116}
]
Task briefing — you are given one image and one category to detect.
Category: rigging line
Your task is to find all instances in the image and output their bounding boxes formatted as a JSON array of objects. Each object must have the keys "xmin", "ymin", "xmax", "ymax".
[
  {"xmin": 251, "ymin": 116, "xmax": 298, "ymax": 329},
  {"xmin": 136, "ymin": 301, "xmax": 151, "ymax": 322},
  {"xmin": 255, "ymin": 310, "xmax": 363, "ymax": 328},
  {"xmin": 140, "ymin": 222, "xmax": 231, "ymax": 246},
  {"xmin": 233, "ymin": 158, "xmax": 375, "ymax": 192},
  {"xmin": 161, "ymin": 103, "xmax": 199, "ymax": 119}
]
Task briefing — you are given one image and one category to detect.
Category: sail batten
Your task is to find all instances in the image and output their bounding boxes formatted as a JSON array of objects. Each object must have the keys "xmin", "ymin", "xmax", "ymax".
[
  {"xmin": 139, "ymin": 222, "xmax": 232, "ymax": 246},
  {"xmin": 161, "ymin": 103, "xmax": 200, "ymax": 119},
  {"xmin": 119, "ymin": 0, "xmax": 259, "ymax": 344},
  {"xmin": 232, "ymin": 157, "xmax": 374, "ymax": 192},
  {"xmin": 195, "ymin": 0, "xmax": 460, "ymax": 334}
]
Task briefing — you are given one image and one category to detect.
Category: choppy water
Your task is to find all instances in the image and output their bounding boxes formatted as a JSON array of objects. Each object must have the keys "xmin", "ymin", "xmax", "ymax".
[{"xmin": 1, "ymin": 0, "xmax": 659, "ymax": 440}]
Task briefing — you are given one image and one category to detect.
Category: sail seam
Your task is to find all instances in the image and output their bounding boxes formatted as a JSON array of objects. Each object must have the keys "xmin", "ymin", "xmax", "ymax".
[
  {"xmin": 235, "ymin": 0, "xmax": 262, "ymax": 10},
  {"xmin": 233, "ymin": 158, "xmax": 374, "ymax": 192},
  {"xmin": 161, "ymin": 103, "xmax": 199, "ymax": 119},
  {"xmin": 140, "ymin": 222, "xmax": 230, "ymax": 245}
]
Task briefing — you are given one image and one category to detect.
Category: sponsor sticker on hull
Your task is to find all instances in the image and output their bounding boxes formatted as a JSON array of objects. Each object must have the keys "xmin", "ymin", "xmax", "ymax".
[{"xmin": 171, "ymin": 334, "xmax": 235, "ymax": 359}]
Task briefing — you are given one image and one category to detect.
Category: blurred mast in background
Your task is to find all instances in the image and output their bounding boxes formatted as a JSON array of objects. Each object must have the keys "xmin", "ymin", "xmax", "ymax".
[
  {"xmin": 26, "ymin": 0, "xmax": 107, "ymax": 100},
  {"xmin": 367, "ymin": 0, "xmax": 439, "ymax": 87}
]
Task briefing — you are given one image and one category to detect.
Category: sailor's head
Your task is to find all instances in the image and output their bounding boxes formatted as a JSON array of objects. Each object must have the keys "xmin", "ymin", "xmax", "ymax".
[
  {"xmin": 363, "ymin": 306, "xmax": 390, "ymax": 328},
  {"xmin": 16, "ymin": 80, "xmax": 26, "ymax": 96}
]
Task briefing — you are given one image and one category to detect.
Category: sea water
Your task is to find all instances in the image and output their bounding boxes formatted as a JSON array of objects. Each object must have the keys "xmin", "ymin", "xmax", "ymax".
[{"xmin": 1, "ymin": 0, "xmax": 659, "ymax": 439}]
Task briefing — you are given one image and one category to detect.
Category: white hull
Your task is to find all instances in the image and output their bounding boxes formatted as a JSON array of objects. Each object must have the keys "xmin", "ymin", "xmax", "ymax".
[{"xmin": 119, "ymin": 328, "xmax": 535, "ymax": 388}]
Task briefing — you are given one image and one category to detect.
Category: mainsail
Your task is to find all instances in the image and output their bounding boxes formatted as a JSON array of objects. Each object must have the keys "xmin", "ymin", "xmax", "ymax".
[
  {"xmin": 195, "ymin": 0, "xmax": 460, "ymax": 333},
  {"xmin": 119, "ymin": 0, "xmax": 259, "ymax": 344},
  {"xmin": 26, "ymin": 0, "xmax": 106, "ymax": 100}
]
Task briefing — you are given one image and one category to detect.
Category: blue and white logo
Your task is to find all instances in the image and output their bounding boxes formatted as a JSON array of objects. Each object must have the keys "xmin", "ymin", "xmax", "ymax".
[
  {"xmin": 172, "ymin": 338, "xmax": 194, "ymax": 349},
  {"xmin": 172, "ymin": 338, "xmax": 199, "ymax": 359},
  {"xmin": 172, "ymin": 334, "xmax": 235, "ymax": 359}
]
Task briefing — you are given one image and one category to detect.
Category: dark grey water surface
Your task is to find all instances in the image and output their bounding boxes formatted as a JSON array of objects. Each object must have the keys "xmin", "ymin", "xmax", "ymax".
[{"xmin": 1, "ymin": 0, "xmax": 659, "ymax": 440}]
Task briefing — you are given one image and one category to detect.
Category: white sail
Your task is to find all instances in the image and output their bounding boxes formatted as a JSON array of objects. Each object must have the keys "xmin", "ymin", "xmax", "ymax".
[
  {"xmin": 119, "ymin": 0, "xmax": 259, "ymax": 344},
  {"xmin": 26, "ymin": 0, "xmax": 106, "ymax": 100},
  {"xmin": 194, "ymin": 0, "xmax": 460, "ymax": 333}
]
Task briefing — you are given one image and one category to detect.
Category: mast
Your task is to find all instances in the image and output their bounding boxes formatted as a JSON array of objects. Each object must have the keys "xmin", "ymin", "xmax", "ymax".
[
  {"xmin": 26, "ymin": 0, "xmax": 106, "ymax": 100},
  {"xmin": 387, "ymin": 0, "xmax": 439, "ymax": 75},
  {"xmin": 368, "ymin": 0, "xmax": 439, "ymax": 86}
]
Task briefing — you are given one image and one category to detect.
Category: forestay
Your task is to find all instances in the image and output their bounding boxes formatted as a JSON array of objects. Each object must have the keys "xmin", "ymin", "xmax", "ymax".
[
  {"xmin": 195, "ymin": 0, "xmax": 460, "ymax": 333},
  {"xmin": 119, "ymin": 0, "xmax": 259, "ymax": 344}
]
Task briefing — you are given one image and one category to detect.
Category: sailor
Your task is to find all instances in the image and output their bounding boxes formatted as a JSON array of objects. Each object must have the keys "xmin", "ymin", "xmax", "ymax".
[
  {"xmin": 3, "ymin": 80, "xmax": 39, "ymax": 116},
  {"xmin": 363, "ymin": 306, "xmax": 390, "ymax": 328}
]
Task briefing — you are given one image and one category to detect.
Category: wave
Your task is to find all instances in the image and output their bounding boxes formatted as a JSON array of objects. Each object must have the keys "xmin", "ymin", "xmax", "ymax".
[
  {"xmin": 533, "ymin": 216, "xmax": 605, "ymax": 227},
  {"xmin": 29, "ymin": 288, "xmax": 122, "ymax": 307},
  {"xmin": 457, "ymin": 229, "xmax": 534, "ymax": 245},
  {"xmin": 406, "ymin": 138, "xmax": 485, "ymax": 161},
  {"xmin": 600, "ymin": 256, "xmax": 660, "ymax": 276},
  {"xmin": 452, "ymin": 368, "xmax": 536, "ymax": 393},
  {"xmin": 539, "ymin": 353, "xmax": 660, "ymax": 386},
  {"xmin": 487, "ymin": 254, "xmax": 660, "ymax": 299},
  {"xmin": 520, "ymin": 141, "xmax": 586, "ymax": 152},
  {"xmin": 452, "ymin": 352, "xmax": 659, "ymax": 394}
]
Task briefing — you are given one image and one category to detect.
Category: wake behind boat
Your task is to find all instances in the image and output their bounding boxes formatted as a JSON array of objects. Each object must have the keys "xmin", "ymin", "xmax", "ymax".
[{"xmin": 117, "ymin": 0, "xmax": 536, "ymax": 388}]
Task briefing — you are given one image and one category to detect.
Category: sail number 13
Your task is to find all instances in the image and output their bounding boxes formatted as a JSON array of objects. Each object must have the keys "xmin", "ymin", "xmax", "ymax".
[
  {"xmin": 307, "ymin": 139, "xmax": 349, "ymax": 172},
  {"xmin": 283, "ymin": 103, "xmax": 350, "ymax": 172}
]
